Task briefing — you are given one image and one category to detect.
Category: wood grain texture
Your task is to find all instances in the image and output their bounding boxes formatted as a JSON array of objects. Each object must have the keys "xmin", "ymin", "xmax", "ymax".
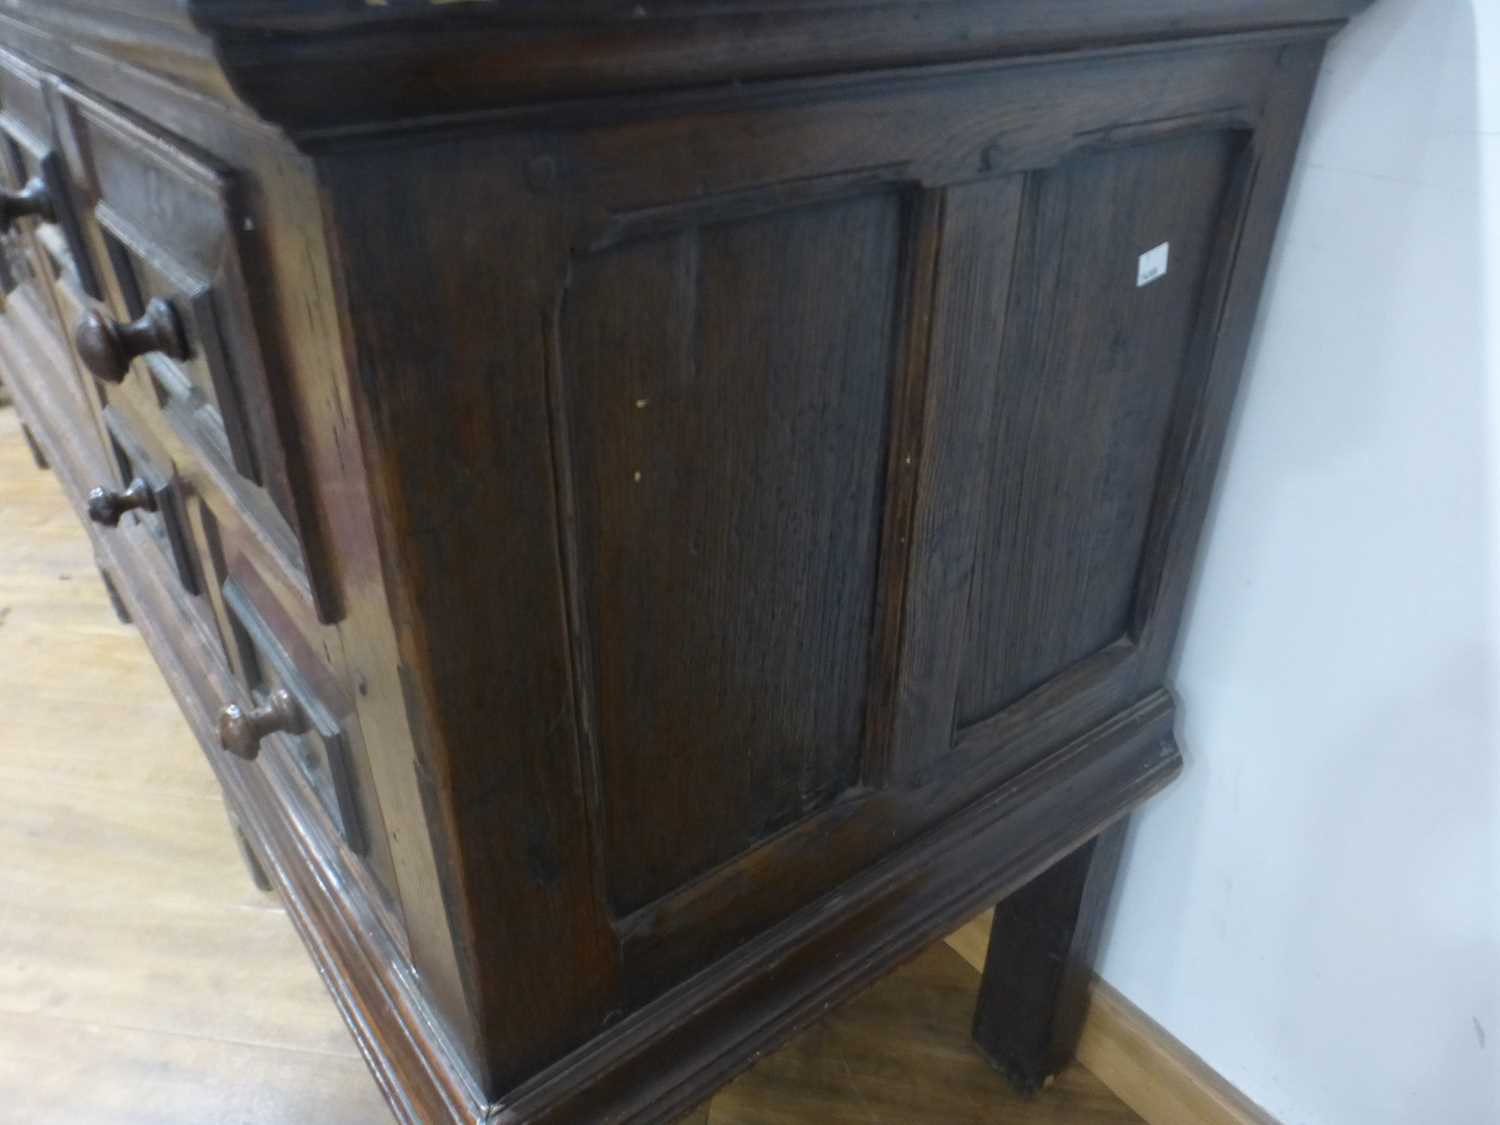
[
  {"xmin": 0, "ymin": 2, "xmax": 1375, "ymax": 145},
  {"xmin": 322, "ymin": 22, "xmax": 1326, "ymax": 1109},
  {"xmin": 958, "ymin": 130, "xmax": 1244, "ymax": 726},
  {"xmin": 887, "ymin": 174, "xmax": 1026, "ymax": 784},
  {"xmin": 562, "ymin": 193, "xmax": 902, "ymax": 911},
  {"xmin": 0, "ymin": 4, "xmax": 1354, "ymax": 1121},
  {"xmin": 190, "ymin": 0, "xmax": 1371, "ymax": 138},
  {"xmin": 324, "ymin": 138, "xmax": 622, "ymax": 1094}
]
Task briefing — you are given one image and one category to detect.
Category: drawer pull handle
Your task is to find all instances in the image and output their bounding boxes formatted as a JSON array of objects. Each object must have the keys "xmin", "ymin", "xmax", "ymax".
[
  {"xmin": 74, "ymin": 297, "xmax": 188, "ymax": 383},
  {"xmin": 218, "ymin": 688, "xmax": 306, "ymax": 761},
  {"xmin": 0, "ymin": 177, "xmax": 55, "ymax": 231},
  {"xmin": 86, "ymin": 478, "xmax": 156, "ymax": 526}
]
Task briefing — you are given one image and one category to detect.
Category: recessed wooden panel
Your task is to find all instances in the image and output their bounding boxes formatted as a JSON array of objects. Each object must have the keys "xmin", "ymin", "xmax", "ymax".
[
  {"xmin": 957, "ymin": 131, "xmax": 1245, "ymax": 728},
  {"xmin": 562, "ymin": 191, "xmax": 903, "ymax": 913}
]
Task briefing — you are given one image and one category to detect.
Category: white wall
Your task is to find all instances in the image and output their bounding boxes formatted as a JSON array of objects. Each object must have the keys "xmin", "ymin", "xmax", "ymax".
[{"xmin": 1098, "ymin": 2, "xmax": 1500, "ymax": 1123}]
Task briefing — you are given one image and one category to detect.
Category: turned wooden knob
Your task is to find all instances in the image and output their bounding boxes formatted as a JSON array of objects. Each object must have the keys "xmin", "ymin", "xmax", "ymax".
[
  {"xmin": 73, "ymin": 297, "xmax": 187, "ymax": 383},
  {"xmin": 0, "ymin": 177, "xmax": 55, "ymax": 231},
  {"xmin": 86, "ymin": 478, "xmax": 155, "ymax": 526},
  {"xmin": 217, "ymin": 688, "xmax": 306, "ymax": 761}
]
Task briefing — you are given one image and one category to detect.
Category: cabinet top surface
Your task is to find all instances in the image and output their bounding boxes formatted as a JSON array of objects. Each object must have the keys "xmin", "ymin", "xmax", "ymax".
[{"xmin": 6, "ymin": 0, "xmax": 1372, "ymax": 138}]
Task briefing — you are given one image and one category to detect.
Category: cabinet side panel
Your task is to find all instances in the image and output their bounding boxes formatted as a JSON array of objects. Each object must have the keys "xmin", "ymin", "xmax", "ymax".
[
  {"xmin": 562, "ymin": 192, "xmax": 903, "ymax": 912},
  {"xmin": 957, "ymin": 130, "xmax": 1244, "ymax": 727}
]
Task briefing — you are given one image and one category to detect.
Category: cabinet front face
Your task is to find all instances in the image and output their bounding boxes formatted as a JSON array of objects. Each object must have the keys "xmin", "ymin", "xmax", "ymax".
[{"xmin": 330, "ymin": 29, "xmax": 1321, "ymax": 1082}]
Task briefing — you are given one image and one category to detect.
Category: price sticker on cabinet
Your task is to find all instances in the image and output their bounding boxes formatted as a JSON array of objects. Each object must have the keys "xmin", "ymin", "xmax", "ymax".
[{"xmin": 1137, "ymin": 242, "xmax": 1170, "ymax": 287}]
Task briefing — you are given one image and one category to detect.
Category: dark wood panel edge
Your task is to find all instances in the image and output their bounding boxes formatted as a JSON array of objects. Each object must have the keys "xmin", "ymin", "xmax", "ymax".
[
  {"xmin": 1130, "ymin": 41, "xmax": 1327, "ymax": 685},
  {"xmin": 314, "ymin": 146, "xmax": 497, "ymax": 1086},
  {"xmin": 612, "ymin": 680, "xmax": 1166, "ymax": 994},
  {"xmin": 0, "ymin": 6, "xmax": 1364, "ymax": 152},
  {"xmin": 187, "ymin": 0, "xmax": 1374, "ymax": 37},
  {"xmin": 182, "ymin": 0, "xmax": 1370, "ymax": 137},
  {"xmin": 499, "ymin": 699, "xmax": 1181, "ymax": 1123},
  {"xmin": 289, "ymin": 23, "xmax": 1352, "ymax": 152}
]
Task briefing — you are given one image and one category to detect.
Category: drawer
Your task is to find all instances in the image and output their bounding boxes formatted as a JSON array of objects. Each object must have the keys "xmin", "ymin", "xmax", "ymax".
[
  {"xmin": 84, "ymin": 390, "xmax": 400, "ymax": 916},
  {"xmin": 0, "ymin": 49, "xmax": 100, "ymax": 304},
  {"xmin": 84, "ymin": 400, "xmax": 231, "ymax": 658},
  {"xmin": 219, "ymin": 574, "xmax": 367, "ymax": 854},
  {"xmin": 206, "ymin": 547, "xmax": 401, "ymax": 916},
  {"xmin": 96, "ymin": 405, "xmax": 202, "ymax": 596},
  {"xmin": 52, "ymin": 82, "xmax": 335, "ymax": 622}
]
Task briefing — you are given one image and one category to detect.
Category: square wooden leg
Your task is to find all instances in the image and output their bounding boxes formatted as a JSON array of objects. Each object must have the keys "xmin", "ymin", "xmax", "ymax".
[
  {"xmin": 98, "ymin": 565, "xmax": 131, "ymax": 625},
  {"xmin": 972, "ymin": 819, "xmax": 1128, "ymax": 1093},
  {"xmin": 225, "ymin": 804, "xmax": 274, "ymax": 894},
  {"xmin": 20, "ymin": 421, "xmax": 48, "ymax": 470}
]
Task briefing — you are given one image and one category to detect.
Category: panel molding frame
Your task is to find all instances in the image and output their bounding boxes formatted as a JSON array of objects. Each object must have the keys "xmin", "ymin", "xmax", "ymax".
[
  {"xmin": 924, "ymin": 122, "xmax": 1264, "ymax": 787},
  {"xmin": 527, "ymin": 38, "xmax": 1303, "ymax": 1005},
  {"xmin": 547, "ymin": 180, "xmax": 918, "ymax": 917},
  {"xmin": 513, "ymin": 691, "xmax": 1182, "ymax": 1123},
  {"xmin": 315, "ymin": 25, "xmax": 1336, "ymax": 1106}
]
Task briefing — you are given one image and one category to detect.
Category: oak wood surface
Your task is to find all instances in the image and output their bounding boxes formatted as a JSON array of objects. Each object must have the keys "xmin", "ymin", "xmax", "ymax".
[
  {"xmin": 0, "ymin": 401, "xmax": 1145, "ymax": 1125},
  {"xmin": 973, "ymin": 823, "xmax": 1128, "ymax": 1093},
  {"xmin": 0, "ymin": 3, "xmax": 1357, "ymax": 1119},
  {"xmin": 318, "ymin": 31, "xmax": 1311, "ymax": 1089},
  {"xmin": 0, "ymin": 2, "xmax": 1374, "ymax": 147},
  {"xmin": 566, "ymin": 194, "xmax": 901, "ymax": 912}
]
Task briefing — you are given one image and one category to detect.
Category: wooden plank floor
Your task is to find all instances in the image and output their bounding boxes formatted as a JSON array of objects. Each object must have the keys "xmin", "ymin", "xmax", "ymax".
[{"xmin": 0, "ymin": 405, "xmax": 1143, "ymax": 1125}]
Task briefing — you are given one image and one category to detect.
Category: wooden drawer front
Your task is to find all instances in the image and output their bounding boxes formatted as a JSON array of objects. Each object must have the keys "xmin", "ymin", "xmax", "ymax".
[
  {"xmin": 0, "ymin": 49, "xmax": 99, "ymax": 304},
  {"xmin": 209, "ymin": 555, "xmax": 401, "ymax": 922},
  {"xmin": 53, "ymin": 84, "xmax": 334, "ymax": 621},
  {"xmin": 220, "ymin": 575, "xmax": 366, "ymax": 854},
  {"xmin": 97, "ymin": 403, "xmax": 207, "ymax": 601}
]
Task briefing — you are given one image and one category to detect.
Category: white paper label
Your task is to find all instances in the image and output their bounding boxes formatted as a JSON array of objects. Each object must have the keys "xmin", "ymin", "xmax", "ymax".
[{"xmin": 1137, "ymin": 242, "xmax": 1170, "ymax": 287}]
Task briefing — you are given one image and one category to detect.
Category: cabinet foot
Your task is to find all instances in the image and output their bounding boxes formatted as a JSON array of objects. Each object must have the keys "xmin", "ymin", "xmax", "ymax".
[
  {"xmin": 225, "ymin": 806, "xmax": 275, "ymax": 893},
  {"xmin": 972, "ymin": 819, "xmax": 1127, "ymax": 1094},
  {"xmin": 97, "ymin": 566, "xmax": 131, "ymax": 624},
  {"xmin": 20, "ymin": 421, "xmax": 48, "ymax": 470}
]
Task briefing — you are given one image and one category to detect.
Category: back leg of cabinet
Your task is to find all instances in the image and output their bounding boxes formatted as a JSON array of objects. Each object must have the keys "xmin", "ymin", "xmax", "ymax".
[
  {"xmin": 20, "ymin": 421, "xmax": 48, "ymax": 470},
  {"xmin": 972, "ymin": 819, "xmax": 1128, "ymax": 1093}
]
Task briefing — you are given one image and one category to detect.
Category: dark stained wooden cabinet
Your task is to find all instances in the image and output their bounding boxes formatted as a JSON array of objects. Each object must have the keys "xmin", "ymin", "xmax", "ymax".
[{"xmin": 0, "ymin": 3, "xmax": 1367, "ymax": 1121}]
